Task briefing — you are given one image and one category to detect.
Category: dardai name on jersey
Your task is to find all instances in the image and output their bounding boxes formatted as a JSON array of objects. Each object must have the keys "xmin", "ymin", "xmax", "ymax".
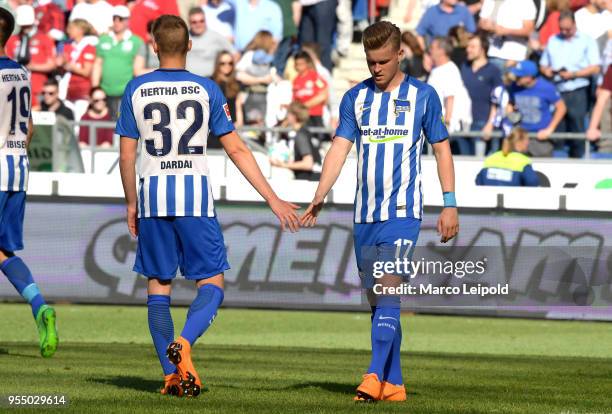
[
  {"xmin": 161, "ymin": 160, "xmax": 193, "ymax": 169},
  {"xmin": 360, "ymin": 126, "xmax": 410, "ymax": 143},
  {"xmin": 140, "ymin": 85, "xmax": 201, "ymax": 97}
]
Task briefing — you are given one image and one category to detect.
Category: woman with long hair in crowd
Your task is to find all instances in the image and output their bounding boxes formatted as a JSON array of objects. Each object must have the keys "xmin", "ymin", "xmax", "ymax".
[
  {"xmin": 212, "ymin": 50, "xmax": 244, "ymax": 127},
  {"xmin": 79, "ymin": 87, "xmax": 114, "ymax": 148},
  {"xmin": 400, "ymin": 30, "xmax": 427, "ymax": 80},
  {"xmin": 236, "ymin": 30, "xmax": 277, "ymax": 125},
  {"xmin": 57, "ymin": 18, "xmax": 97, "ymax": 121},
  {"xmin": 476, "ymin": 127, "xmax": 540, "ymax": 186}
]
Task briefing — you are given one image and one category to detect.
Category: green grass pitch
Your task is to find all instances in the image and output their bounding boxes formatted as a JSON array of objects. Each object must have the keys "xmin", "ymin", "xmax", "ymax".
[{"xmin": 1, "ymin": 303, "xmax": 611, "ymax": 414}]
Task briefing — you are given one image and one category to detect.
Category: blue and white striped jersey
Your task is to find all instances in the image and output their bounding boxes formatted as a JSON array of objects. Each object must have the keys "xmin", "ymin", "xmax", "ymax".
[
  {"xmin": 336, "ymin": 75, "xmax": 448, "ymax": 223},
  {"xmin": 0, "ymin": 57, "xmax": 31, "ymax": 192},
  {"xmin": 116, "ymin": 69, "xmax": 234, "ymax": 218}
]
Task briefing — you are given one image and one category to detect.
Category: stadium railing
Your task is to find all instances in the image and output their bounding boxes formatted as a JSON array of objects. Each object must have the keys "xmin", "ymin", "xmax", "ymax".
[{"xmin": 34, "ymin": 113, "xmax": 612, "ymax": 175}]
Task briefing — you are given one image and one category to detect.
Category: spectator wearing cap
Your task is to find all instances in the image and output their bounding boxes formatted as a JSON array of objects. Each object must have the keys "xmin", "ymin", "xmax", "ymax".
[
  {"xmin": 540, "ymin": 10, "xmax": 601, "ymax": 157},
  {"xmin": 461, "ymin": 33, "xmax": 502, "ymax": 155},
  {"xmin": 40, "ymin": 78, "xmax": 75, "ymax": 121},
  {"xmin": 186, "ymin": 7, "xmax": 234, "ymax": 78},
  {"xmin": 202, "ymin": 0, "xmax": 236, "ymax": 43},
  {"xmin": 35, "ymin": 0, "xmax": 66, "ymax": 42},
  {"xmin": 479, "ymin": 0, "xmax": 537, "ymax": 70},
  {"xmin": 92, "ymin": 5, "xmax": 143, "ymax": 120},
  {"xmin": 69, "ymin": 0, "xmax": 115, "ymax": 35},
  {"xmin": 507, "ymin": 60, "xmax": 567, "ymax": 157},
  {"xmin": 6, "ymin": 5, "xmax": 56, "ymax": 110},
  {"xmin": 233, "ymin": 0, "xmax": 283, "ymax": 52},
  {"xmin": 416, "ymin": 0, "xmax": 476, "ymax": 48}
]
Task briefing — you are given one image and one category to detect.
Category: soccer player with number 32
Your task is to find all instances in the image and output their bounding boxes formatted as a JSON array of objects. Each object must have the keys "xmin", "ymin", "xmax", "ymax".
[
  {"xmin": 301, "ymin": 21, "xmax": 459, "ymax": 402},
  {"xmin": 116, "ymin": 15, "xmax": 299, "ymax": 397}
]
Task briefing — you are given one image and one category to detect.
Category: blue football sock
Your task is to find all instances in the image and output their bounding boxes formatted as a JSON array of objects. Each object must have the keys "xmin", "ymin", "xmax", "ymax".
[
  {"xmin": 147, "ymin": 295, "xmax": 176, "ymax": 376},
  {"xmin": 367, "ymin": 296, "xmax": 400, "ymax": 380},
  {"xmin": 1, "ymin": 256, "xmax": 46, "ymax": 318},
  {"xmin": 383, "ymin": 322, "xmax": 403, "ymax": 385},
  {"xmin": 180, "ymin": 284, "xmax": 224, "ymax": 345}
]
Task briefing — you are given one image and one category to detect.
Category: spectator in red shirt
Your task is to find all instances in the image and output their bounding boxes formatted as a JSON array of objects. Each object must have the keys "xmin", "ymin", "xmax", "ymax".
[
  {"xmin": 129, "ymin": 0, "xmax": 179, "ymax": 43},
  {"xmin": 6, "ymin": 5, "xmax": 56, "ymax": 110},
  {"xmin": 292, "ymin": 50, "xmax": 329, "ymax": 133},
  {"xmin": 79, "ymin": 87, "xmax": 114, "ymax": 147},
  {"xmin": 58, "ymin": 19, "xmax": 97, "ymax": 120},
  {"xmin": 35, "ymin": 0, "xmax": 66, "ymax": 42}
]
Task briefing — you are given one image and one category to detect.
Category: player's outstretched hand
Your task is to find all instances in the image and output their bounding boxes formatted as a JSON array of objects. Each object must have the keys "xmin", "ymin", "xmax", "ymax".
[
  {"xmin": 300, "ymin": 198, "xmax": 324, "ymax": 228},
  {"xmin": 269, "ymin": 197, "xmax": 300, "ymax": 232},
  {"xmin": 437, "ymin": 207, "xmax": 458, "ymax": 243},
  {"xmin": 126, "ymin": 206, "xmax": 138, "ymax": 238}
]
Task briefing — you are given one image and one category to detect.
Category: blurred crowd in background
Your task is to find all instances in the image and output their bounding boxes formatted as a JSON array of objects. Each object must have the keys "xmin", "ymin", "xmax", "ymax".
[{"xmin": 1, "ymin": 0, "xmax": 611, "ymax": 181}]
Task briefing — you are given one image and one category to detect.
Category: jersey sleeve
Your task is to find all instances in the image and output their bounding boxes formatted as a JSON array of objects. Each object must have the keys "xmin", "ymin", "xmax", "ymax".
[
  {"xmin": 82, "ymin": 44, "xmax": 96, "ymax": 63},
  {"xmin": 208, "ymin": 81, "xmax": 235, "ymax": 137},
  {"xmin": 335, "ymin": 90, "xmax": 358, "ymax": 142},
  {"xmin": 115, "ymin": 82, "xmax": 139, "ymax": 139},
  {"xmin": 423, "ymin": 86, "xmax": 449, "ymax": 144}
]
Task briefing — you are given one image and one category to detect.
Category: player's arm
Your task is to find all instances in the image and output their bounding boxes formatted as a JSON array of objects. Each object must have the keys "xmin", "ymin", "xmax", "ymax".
[
  {"xmin": 91, "ymin": 57, "xmax": 103, "ymax": 88},
  {"xmin": 26, "ymin": 117, "xmax": 34, "ymax": 148},
  {"xmin": 300, "ymin": 136, "xmax": 353, "ymax": 227},
  {"xmin": 432, "ymin": 139, "xmax": 458, "ymax": 243},
  {"xmin": 425, "ymin": 86, "xmax": 458, "ymax": 243},
  {"xmin": 219, "ymin": 131, "xmax": 300, "ymax": 232},
  {"xmin": 119, "ymin": 137, "xmax": 138, "ymax": 238}
]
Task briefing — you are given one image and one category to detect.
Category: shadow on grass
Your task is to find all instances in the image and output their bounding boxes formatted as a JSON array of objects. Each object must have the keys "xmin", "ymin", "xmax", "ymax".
[
  {"xmin": 0, "ymin": 346, "xmax": 41, "ymax": 359},
  {"xmin": 89, "ymin": 375, "xmax": 210, "ymax": 395}
]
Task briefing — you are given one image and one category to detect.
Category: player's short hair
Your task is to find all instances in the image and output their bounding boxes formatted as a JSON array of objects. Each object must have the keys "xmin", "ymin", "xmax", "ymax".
[
  {"xmin": 288, "ymin": 101, "xmax": 310, "ymax": 124},
  {"xmin": 151, "ymin": 15, "xmax": 189, "ymax": 57},
  {"xmin": 362, "ymin": 21, "xmax": 401, "ymax": 52},
  {"xmin": 0, "ymin": 7, "xmax": 14, "ymax": 47},
  {"xmin": 431, "ymin": 36, "xmax": 453, "ymax": 57}
]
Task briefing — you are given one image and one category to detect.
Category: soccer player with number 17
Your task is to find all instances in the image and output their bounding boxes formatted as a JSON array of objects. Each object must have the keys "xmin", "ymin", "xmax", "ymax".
[
  {"xmin": 301, "ymin": 21, "xmax": 459, "ymax": 401},
  {"xmin": 116, "ymin": 15, "xmax": 300, "ymax": 397}
]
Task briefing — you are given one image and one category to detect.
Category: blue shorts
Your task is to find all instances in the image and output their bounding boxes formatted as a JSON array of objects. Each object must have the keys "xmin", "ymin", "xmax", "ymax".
[
  {"xmin": 134, "ymin": 216, "xmax": 230, "ymax": 280},
  {"xmin": 353, "ymin": 217, "xmax": 421, "ymax": 288},
  {"xmin": 0, "ymin": 191, "xmax": 26, "ymax": 252}
]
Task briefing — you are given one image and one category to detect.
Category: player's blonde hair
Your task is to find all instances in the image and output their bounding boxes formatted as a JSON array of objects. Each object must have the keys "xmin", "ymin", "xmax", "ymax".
[
  {"xmin": 362, "ymin": 21, "xmax": 401, "ymax": 52},
  {"xmin": 151, "ymin": 15, "xmax": 189, "ymax": 57}
]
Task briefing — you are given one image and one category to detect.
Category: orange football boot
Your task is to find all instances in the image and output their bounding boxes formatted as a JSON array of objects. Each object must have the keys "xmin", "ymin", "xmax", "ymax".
[
  {"xmin": 381, "ymin": 381, "xmax": 407, "ymax": 401},
  {"xmin": 353, "ymin": 373, "xmax": 383, "ymax": 402},
  {"xmin": 166, "ymin": 337, "xmax": 202, "ymax": 397},
  {"xmin": 160, "ymin": 373, "xmax": 183, "ymax": 397}
]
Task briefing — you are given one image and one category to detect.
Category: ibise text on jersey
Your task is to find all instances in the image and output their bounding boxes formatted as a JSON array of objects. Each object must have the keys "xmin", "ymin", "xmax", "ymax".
[{"xmin": 140, "ymin": 85, "xmax": 201, "ymax": 97}]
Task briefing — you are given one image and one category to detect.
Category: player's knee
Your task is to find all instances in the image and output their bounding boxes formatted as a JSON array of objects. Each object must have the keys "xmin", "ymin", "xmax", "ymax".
[{"xmin": 0, "ymin": 249, "xmax": 15, "ymax": 262}]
